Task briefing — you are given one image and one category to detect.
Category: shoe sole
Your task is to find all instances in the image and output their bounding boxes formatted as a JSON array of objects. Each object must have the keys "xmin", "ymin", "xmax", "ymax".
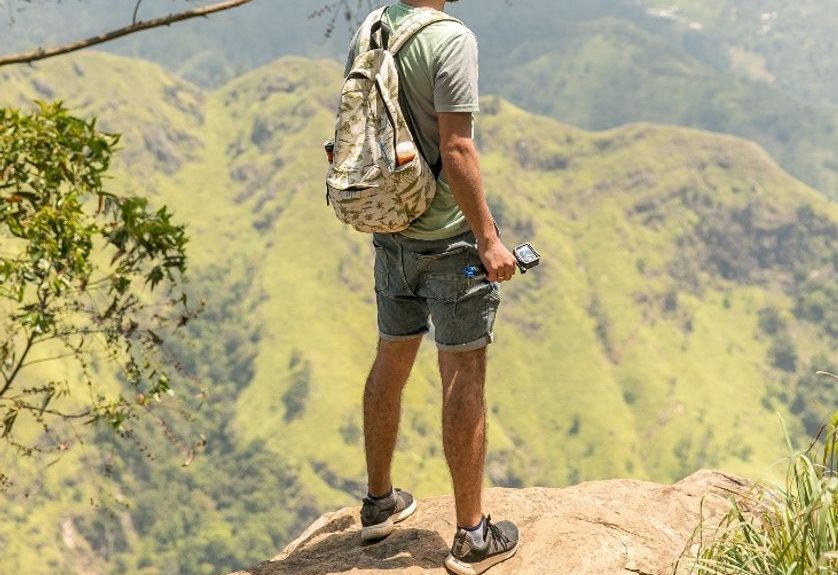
[
  {"xmin": 360, "ymin": 499, "xmax": 417, "ymax": 541},
  {"xmin": 444, "ymin": 542, "xmax": 519, "ymax": 575}
]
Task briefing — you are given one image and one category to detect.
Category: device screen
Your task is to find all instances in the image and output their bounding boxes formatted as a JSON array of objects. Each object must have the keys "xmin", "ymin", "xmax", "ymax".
[{"xmin": 516, "ymin": 245, "xmax": 537, "ymax": 263}]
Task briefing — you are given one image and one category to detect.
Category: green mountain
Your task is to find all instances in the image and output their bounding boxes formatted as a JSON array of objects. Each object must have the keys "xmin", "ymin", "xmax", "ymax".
[{"xmin": 0, "ymin": 52, "xmax": 836, "ymax": 575}]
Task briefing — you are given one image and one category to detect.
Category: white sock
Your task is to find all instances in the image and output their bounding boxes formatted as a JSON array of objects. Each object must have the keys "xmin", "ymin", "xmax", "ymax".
[{"xmin": 462, "ymin": 516, "xmax": 486, "ymax": 548}]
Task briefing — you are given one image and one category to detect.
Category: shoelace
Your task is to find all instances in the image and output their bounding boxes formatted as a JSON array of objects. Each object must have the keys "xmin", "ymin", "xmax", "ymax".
[{"xmin": 485, "ymin": 516, "xmax": 509, "ymax": 546}]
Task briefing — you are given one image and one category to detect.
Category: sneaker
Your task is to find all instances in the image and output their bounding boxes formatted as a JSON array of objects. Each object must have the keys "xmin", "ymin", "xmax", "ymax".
[
  {"xmin": 360, "ymin": 488, "xmax": 417, "ymax": 541},
  {"xmin": 444, "ymin": 515, "xmax": 519, "ymax": 575}
]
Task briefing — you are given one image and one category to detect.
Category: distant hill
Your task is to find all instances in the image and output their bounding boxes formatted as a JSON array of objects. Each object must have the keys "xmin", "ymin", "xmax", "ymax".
[
  {"xmin": 476, "ymin": 9, "xmax": 838, "ymax": 200},
  {"xmin": 0, "ymin": 52, "xmax": 835, "ymax": 575},
  {"xmin": 3, "ymin": 0, "xmax": 836, "ymax": 201},
  {"xmin": 638, "ymin": 0, "xmax": 838, "ymax": 109}
]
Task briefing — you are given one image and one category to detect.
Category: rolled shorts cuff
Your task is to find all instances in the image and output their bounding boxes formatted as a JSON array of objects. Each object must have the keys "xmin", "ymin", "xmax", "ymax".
[
  {"xmin": 379, "ymin": 326, "xmax": 430, "ymax": 343},
  {"xmin": 436, "ymin": 332, "xmax": 494, "ymax": 353}
]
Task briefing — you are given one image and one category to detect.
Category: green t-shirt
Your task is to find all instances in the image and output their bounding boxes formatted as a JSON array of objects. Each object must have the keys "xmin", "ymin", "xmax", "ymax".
[{"xmin": 345, "ymin": 1, "xmax": 479, "ymax": 240}]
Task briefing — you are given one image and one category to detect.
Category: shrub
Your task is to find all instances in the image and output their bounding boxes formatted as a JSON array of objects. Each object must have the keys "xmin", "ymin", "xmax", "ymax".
[
  {"xmin": 768, "ymin": 336, "xmax": 798, "ymax": 373},
  {"xmin": 757, "ymin": 307, "xmax": 786, "ymax": 336}
]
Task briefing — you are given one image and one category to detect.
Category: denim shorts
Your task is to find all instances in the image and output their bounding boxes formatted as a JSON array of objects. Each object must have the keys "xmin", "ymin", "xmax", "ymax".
[{"xmin": 372, "ymin": 230, "xmax": 500, "ymax": 353}]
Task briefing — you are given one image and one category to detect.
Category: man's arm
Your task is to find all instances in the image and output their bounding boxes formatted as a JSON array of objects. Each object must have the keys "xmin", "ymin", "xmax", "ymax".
[{"xmin": 438, "ymin": 111, "xmax": 517, "ymax": 282}]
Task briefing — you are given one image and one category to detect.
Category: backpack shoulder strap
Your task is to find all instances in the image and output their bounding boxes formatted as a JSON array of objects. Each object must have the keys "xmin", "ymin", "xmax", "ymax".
[
  {"xmin": 387, "ymin": 9, "xmax": 463, "ymax": 55},
  {"xmin": 357, "ymin": 7, "xmax": 388, "ymax": 52}
]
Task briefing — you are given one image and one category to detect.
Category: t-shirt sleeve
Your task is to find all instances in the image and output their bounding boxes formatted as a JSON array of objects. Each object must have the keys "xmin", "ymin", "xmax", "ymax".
[{"xmin": 433, "ymin": 30, "xmax": 480, "ymax": 113}]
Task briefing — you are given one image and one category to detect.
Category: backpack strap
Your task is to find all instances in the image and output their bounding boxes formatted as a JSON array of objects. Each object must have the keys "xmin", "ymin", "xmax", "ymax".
[
  {"xmin": 359, "ymin": 7, "xmax": 462, "ymax": 55},
  {"xmin": 358, "ymin": 7, "xmax": 388, "ymax": 52},
  {"xmin": 387, "ymin": 9, "xmax": 462, "ymax": 55},
  {"xmin": 385, "ymin": 9, "xmax": 462, "ymax": 179}
]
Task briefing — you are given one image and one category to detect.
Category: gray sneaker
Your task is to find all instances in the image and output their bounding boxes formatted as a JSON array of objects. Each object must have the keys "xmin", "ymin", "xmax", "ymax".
[
  {"xmin": 360, "ymin": 488, "xmax": 417, "ymax": 541},
  {"xmin": 444, "ymin": 515, "xmax": 519, "ymax": 575}
]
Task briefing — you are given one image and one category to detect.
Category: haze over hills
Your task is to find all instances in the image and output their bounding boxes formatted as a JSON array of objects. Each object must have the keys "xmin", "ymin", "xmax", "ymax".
[
  {"xmin": 638, "ymin": 0, "xmax": 838, "ymax": 109},
  {"xmin": 1, "ymin": 52, "xmax": 836, "ymax": 575},
  {"xmin": 3, "ymin": 0, "xmax": 837, "ymax": 200}
]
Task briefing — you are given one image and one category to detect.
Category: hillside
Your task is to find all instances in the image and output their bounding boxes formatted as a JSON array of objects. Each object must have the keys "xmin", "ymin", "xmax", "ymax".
[{"xmin": 0, "ymin": 53, "xmax": 836, "ymax": 575}]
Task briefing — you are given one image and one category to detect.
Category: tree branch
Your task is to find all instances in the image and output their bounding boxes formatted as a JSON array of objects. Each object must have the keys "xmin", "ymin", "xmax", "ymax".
[
  {"xmin": 0, "ymin": 398, "xmax": 91, "ymax": 420},
  {"xmin": 1, "ymin": 284, "xmax": 50, "ymax": 397},
  {"xmin": 0, "ymin": 0, "xmax": 254, "ymax": 67},
  {"xmin": 0, "ymin": 331, "xmax": 36, "ymax": 398},
  {"xmin": 20, "ymin": 351, "xmax": 79, "ymax": 368}
]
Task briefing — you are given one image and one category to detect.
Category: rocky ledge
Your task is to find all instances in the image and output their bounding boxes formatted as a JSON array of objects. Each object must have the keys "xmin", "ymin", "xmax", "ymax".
[{"xmin": 227, "ymin": 470, "xmax": 750, "ymax": 575}]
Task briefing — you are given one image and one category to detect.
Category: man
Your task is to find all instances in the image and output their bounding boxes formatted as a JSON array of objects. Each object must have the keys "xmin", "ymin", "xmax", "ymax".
[{"xmin": 345, "ymin": 1, "xmax": 520, "ymax": 573}]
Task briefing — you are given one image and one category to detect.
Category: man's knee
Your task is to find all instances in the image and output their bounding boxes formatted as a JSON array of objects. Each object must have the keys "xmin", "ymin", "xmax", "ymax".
[
  {"xmin": 367, "ymin": 336, "xmax": 422, "ymax": 387},
  {"xmin": 439, "ymin": 347, "xmax": 487, "ymax": 395},
  {"xmin": 439, "ymin": 346, "xmax": 486, "ymax": 371},
  {"xmin": 375, "ymin": 336, "xmax": 422, "ymax": 362}
]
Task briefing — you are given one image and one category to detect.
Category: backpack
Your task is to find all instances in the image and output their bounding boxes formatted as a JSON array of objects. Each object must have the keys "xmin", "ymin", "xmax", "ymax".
[{"xmin": 325, "ymin": 7, "xmax": 461, "ymax": 233}]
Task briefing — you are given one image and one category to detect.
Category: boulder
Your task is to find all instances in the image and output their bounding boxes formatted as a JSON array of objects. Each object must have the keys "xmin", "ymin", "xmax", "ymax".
[{"xmin": 227, "ymin": 470, "xmax": 750, "ymax": 575}]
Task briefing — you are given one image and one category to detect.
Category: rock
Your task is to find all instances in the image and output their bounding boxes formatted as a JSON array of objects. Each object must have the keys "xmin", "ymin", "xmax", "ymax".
[{"xmin": 225, "ymin": 469, "xmax": 750, "ymax": 575}]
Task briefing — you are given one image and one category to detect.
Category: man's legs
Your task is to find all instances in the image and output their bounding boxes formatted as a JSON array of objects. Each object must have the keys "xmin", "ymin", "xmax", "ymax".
[
  {"xmin": 363, "ymin": 336, "xmax": 422, "ymax": 497},
  {"xmin": 439, "ymin": 347, "xmax": 487, "ymax": 528}
]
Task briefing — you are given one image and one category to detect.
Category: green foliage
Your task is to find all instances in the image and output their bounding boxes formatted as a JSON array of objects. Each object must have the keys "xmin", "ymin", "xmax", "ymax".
[
  {"xmin": 674, "ymin": 200, "xmax": 837, "ymax": 290},
  {"xmin": 768, "ymin": 336, "xmax": 798, "ymax": 373},
  {"xmin": 0, "ymin": 101, "xmax": 191, "ymax": 453},
  {"xmin": 757, "ymin": 307, "xmax": 785, "ymax": 336},
  {"xmin": 795, "ymin": 283, "xmax": 838, "ymax": 338},
  {"xmin": 86, "ymin": 439, "xmax": 318, "ymax": 575},
  {"xmin": 282, "ymin": 352, "xmax": 311, "ymax": 423},
  {"xmin": 689, "ymin": 409, "xmax": 838, "ymax": 575},
  {"xmin": 31, "ymin": 254, "xmax": 315, "ymax": 575}
]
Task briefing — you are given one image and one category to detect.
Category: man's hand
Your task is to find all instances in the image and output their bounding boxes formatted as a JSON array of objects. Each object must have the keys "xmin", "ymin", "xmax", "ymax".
[{"xmin": 478, "ymin": 237, "xmax": 517, "ymax": 283}]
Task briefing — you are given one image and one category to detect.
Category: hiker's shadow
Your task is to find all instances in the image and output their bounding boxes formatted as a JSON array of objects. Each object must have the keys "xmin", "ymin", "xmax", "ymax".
[{"xmin": 249, "ymin": 528, "xmax": 450, "ymax": 574}]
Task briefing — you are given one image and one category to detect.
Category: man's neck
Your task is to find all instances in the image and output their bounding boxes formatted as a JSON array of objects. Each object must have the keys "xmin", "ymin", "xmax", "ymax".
[{"xmin": 402, "ymin": 0, "xmax": 446, "ymax": 11}]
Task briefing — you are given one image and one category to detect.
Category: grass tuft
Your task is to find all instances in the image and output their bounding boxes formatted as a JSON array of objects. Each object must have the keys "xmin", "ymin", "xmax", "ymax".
[{"xmin": 688, "ymin": 393, "xmax": 838, "ymax": 575}]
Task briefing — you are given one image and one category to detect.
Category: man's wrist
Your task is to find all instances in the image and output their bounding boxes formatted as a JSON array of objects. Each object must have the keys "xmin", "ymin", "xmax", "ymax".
[
  {"xmin": 472, "ymin": 217, "xmax": 500, "ymax": 247},
  {"xmin": 474, "ymin": 229, "xmax": 500, "ymax": 250}
]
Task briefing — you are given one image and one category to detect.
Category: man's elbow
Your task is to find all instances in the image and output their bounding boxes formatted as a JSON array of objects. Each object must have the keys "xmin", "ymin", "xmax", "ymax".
[{"xmin": 440, "ymin": 137, "xmax": 476, "ymax": 165}]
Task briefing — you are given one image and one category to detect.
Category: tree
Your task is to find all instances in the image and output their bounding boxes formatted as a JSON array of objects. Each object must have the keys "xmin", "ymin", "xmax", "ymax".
[{"xmin": 0, "ymin": 101, "xmax": 196, "ymax": 461}]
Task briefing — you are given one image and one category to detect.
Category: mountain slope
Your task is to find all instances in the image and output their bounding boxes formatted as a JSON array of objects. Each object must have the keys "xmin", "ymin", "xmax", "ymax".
[{"xmin": 0, "ymin": 53, "xmax": 836, "ymax": 575}]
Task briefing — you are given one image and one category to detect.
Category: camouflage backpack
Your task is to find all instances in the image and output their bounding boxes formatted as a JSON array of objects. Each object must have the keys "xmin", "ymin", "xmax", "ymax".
[{"xmin": 325, "ymin": 7, "xmax": 460, "ymax": 233}]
